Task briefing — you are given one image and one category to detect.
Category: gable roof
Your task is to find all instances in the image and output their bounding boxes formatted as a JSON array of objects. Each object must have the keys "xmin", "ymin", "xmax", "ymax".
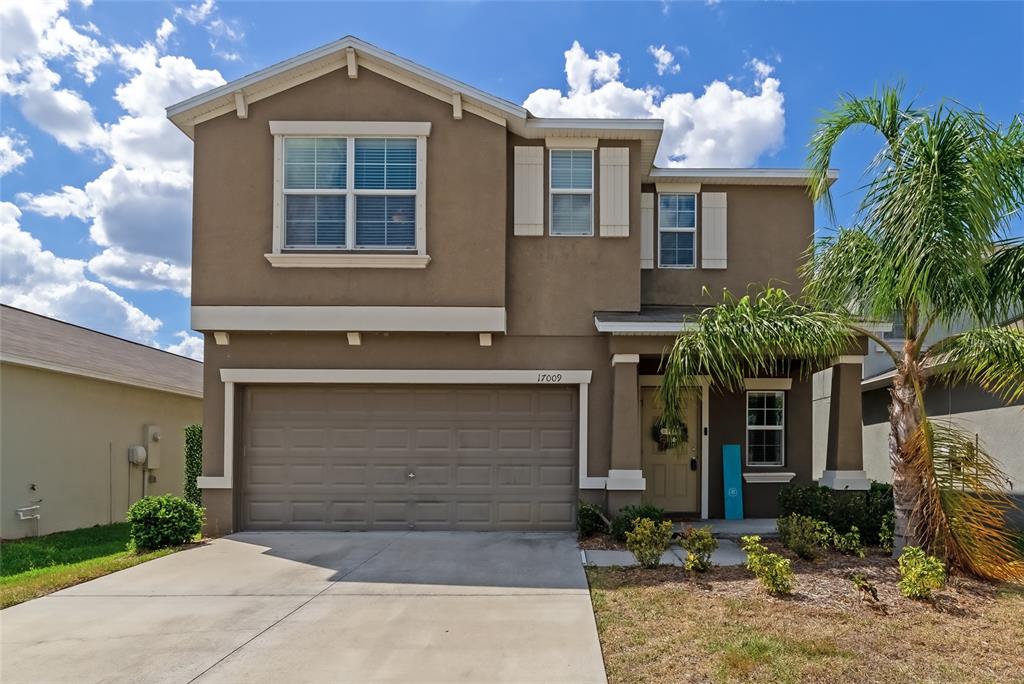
[
  {"xmin": 167, "ymin": 36, "xmax": 835, "ymax": 185},
  {"xmin": 0, "ymin": 305, "xmax": 203, "ymax": 398}
]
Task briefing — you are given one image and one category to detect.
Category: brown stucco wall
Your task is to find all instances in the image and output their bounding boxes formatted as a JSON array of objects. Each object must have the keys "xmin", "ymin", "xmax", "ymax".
[
  {"xmin": 0, "ymin": 364, "xmax": 201, "ymax": 539},
  {"xmin": 199, "ymin": 332, "xmax": 618, "ymax": 534},
  {"xmin": 706, "ymin": 367, "xmax": 815, "ymax": 519},
  {"xmin": 191, "ymin": 68, "xmax": 507, "ymax": 308},
  {"xmin": 506, "ymin": 137, "xmax": 642, "ymax": 335},
  {"xmin": 641, "ymin": 184, "xmax": 814, "ymax": 305}
]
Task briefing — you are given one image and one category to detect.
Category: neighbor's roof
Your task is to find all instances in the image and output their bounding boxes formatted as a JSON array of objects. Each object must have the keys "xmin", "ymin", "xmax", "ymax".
[
  {"xmin": 166, "ymin": 36, "xmax": 834, "ymax": 185},
  {"xmin": 0, "ymin": 305, "xmax": 202, "ymax": 398}
]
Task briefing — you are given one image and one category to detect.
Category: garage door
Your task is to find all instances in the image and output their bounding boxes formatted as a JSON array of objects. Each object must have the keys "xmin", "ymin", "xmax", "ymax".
[{"xmin": 240, "ymin": 384, "xmax": 578, "ymax": 530}]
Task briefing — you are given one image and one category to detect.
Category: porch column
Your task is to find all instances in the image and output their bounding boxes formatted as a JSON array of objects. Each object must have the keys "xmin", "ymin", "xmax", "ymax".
[
  {"xmin": 820, "ymin": 356, "xmax": 870, "ymax": 490},
  {"xmin": 607, "ymin": 354, "xmax": 645, "ymax": 512}
]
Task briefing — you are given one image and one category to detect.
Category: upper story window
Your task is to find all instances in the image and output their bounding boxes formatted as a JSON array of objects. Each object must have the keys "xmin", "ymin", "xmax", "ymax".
[
  {"xmin": 746, "ymin": 391, "xmax": 785, "ymax": 466},
  {"xmin": 658, "ymin": 193, "xmax": 696, "ymax": 268},
  {"xmin": 269, "ymin": 121, "xmax": 430, "ymax": 268},
  {"xmin": 283, "ymin": 136, "xmax": 417, "ymax": 250},
  {"xmin": 549, "ymin": 149, "xmax": 593, "ymax": 236}
]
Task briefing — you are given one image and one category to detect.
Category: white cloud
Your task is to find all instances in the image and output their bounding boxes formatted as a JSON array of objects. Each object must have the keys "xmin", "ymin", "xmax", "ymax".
[
  {"xmin": 649, "ymin": 45, "xmax": 680, "ymax": 76},
  {"xmin": 164, "ymin": 331, "xmax": 204, "ymax": 360},
  {"xmin": 747, "ymin": 58, "xmax": 775, "ymax": 86},
  {"xmin": 155, "ymin": 18, "xmax": 176, "ymax": 50},
  {"xmin": 0, "ymin": 202, "xmax": 162, "ymax": 343},
  {"xmin": 177, "ymin": 0, "xmax": 216, "ymax": 25},
  {"xmin": 523, "ymin": 42, "xmax": 785, "ymax": 167},
  {"xmin": 0, "ymin": 132, "xmax": 32, "ymax": 175},
  {"xmin": 174, "ymin": 0, "xmax": 244, "ymax": 62}
]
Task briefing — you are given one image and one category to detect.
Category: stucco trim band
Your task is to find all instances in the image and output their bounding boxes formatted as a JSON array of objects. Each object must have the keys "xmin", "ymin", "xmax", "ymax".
[
  {"xmin": 593, "ymin": 318, "xmax": 699, "ymax": 335},
  {"xmin": 191, "ymin": 306, "xmax": 507, "ymax": 332},
  {"xmin": 268, "ymin": 120, "xmax": 432, "ymax": 137},
  {"xmin": 744, "ymin": 378, "xmax": 793, "ymax": 390},
  {"xmin": 264, "ymin": 253, "xmax": 431, "ymax": 269}
]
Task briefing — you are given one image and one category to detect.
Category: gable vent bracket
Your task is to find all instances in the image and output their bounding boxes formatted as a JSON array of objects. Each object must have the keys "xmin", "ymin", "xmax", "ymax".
[
  {"xmin": 233, "ymin": 91, "xmax": 247, "ymax": 119},
  {"xmin": 346, "ymin": 47, "xmax": 358, "ymax": 78},
  {"xmin": 452, "ymin": 92, "xmax": 463, "ymax": 120}
]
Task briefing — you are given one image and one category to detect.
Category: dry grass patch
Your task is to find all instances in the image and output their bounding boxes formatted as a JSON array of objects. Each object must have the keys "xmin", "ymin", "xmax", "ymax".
[{"xmin": 588, "ymin": 549, "xmax": 1024, "ymax": 683}]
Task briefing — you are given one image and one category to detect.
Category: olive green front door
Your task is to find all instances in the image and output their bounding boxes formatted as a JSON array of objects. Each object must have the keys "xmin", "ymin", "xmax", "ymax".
[{"xmin": 641, "ymin": 387, "xmax": 700, "ymax": 514}]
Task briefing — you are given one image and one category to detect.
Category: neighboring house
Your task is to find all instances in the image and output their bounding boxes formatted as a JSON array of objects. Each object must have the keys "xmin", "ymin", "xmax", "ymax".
[
  {"xmin": 0, "ymin": 305, "xmax": 202, "ymax": 539},
  {"xmin": 168, "ymin": 36, "xmax": 867, "ymax": 535},
  {"xmin": 859, "ymin": 317, "xmax": 1024, "ymax": 523}
]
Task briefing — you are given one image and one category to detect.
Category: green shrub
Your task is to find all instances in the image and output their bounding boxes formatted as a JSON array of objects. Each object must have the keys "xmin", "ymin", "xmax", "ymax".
[
  {"xmin": 831, "ymin": 526, "xmax": 866, "ymax": 557},
  {"xmin": 625, "ymin": 518, "xmax": 674, "ymax": 568},
  {"xmin": 777, "ymin": 481, "xmax": 894, "ymax": 546},
  {"xmin": 776, "ymin": 514, "xmax": 831, "ymax": 560},
  {"xmin": 879, "ymin": 511, "xmax": 895, "ymax": 553},
  {"xmin": 740, "ymin": 535, "xmax": 793, "ymax": 595},
  {"xmin": 126, "ymin": 495, "xmax": 203, "ymax": 551},
  {"xmin": 183, "ymin": 423, "xmax": 203, "ymax": 507},
  {"xmin": 680, "ymin": 526, "xmax": 718, "ymax": 572},
  {"xmin": 577, "ymin": 500, "xmax": 608, "ymax": 538},
  {"xmin": 897, "ymin": 547, "xmax": 945, "ymax": 600},
  {"xmin": 611, "ymin": 504, "xmax": 666, "ymax": 542}
]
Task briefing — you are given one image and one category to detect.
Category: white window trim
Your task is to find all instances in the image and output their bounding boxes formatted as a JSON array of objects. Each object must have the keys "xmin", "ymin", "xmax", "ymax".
[
  {"xmin": 657, "ymin": 192, "xmax": 697, "ymax": 269},
  {"xmin": 746, "ymin": 390, "xmax": 785, "ymax": 467},
  {"xmin": 548, "ymin": 148, "xmax": 594, "ymax": 237},
  {"xmin": 269, "ymin": 121, "xmax": 429, "ymax": 266}
]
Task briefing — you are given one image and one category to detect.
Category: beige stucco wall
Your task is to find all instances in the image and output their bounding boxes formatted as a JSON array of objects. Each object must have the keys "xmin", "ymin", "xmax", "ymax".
[{"xmin": 0, "ymin": 363, "xmax": 202, "ymax": 539}]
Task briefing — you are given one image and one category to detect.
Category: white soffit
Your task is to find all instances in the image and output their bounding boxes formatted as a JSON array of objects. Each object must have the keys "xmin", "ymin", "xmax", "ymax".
[{"xmin": 646, "ymin": 167, "xmax": 840, "ymax": 186}]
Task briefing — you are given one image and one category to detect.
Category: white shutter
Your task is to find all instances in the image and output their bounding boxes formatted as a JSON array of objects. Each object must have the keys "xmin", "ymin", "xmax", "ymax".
[
  {"xmin": 599, "ymin": 147, "xmax": 629, "ymax": 237},
  {"xmin": 701, "ymin": 192, "xmax": 727, "ymax": 269},
  {"xmin": 640, "ymin": 192, "xmax": 654, "ymax": 269},
  {"xmin": 513, "ymin": 146, "xmax": 544, "ymax": 236}
]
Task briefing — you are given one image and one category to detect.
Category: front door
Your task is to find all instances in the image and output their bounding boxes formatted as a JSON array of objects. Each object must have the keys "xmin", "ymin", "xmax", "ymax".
[{"xmin": 641, "ymin": 387, "xmax": 700, "ymax": 514}]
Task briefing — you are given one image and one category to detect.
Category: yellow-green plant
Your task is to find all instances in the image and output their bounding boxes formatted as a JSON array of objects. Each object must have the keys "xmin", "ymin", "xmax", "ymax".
[
  {"xmin": 680, "ymin": 526, "xmax": 718, "ymax": 572},
  {"xmin": 626, "ymin": 518, "xmax": 673, "ymax": 569},
  {"xmin": 898, "ymin": 546, "xmax": 946, "ymax": 599},
  {"xmin": 741, "ymin": 535, "xmax": 793, "ymax": 595}
]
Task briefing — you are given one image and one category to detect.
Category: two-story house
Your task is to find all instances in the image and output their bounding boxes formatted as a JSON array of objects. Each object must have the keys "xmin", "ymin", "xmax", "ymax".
[{"xmin": 168, "ymin": 37, "xmax": 869, "ymax": 535}]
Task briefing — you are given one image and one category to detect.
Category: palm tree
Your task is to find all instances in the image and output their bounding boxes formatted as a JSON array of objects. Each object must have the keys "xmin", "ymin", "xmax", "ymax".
[{"xmin": 660, "ymin": 87, "xmax": 1024, "ymax": 581}]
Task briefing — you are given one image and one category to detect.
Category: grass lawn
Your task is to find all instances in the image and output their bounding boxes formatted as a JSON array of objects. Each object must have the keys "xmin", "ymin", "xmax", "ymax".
[
  {"xmin": 1, "ymin": 523, "xmax": 187, "ymax": 608},
  {"xmin": 588, "ymin": 549, "xmax": 1024, "ymax": 683}
]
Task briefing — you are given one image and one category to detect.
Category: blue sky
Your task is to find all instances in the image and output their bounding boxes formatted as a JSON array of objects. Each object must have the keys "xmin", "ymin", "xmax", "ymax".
[{"xmin": 2, "ymin": 0, "xmax": 1022, "ymax": 358}]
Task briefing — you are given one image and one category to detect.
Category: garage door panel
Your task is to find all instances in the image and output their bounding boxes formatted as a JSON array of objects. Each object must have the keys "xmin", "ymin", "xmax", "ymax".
[{"xmin": 241, "ymin": 384, "xmax": 578, "ymax": 531}]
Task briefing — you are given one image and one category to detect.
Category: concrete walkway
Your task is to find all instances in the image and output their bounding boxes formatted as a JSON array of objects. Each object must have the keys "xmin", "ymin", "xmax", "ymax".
[
  {"xmin": 1, "ymin": 532, "xmax": 606, "ymax": 684},
  {"xmin": 582, "ymin": 539, "xmax": 747, "ymax": 568}
]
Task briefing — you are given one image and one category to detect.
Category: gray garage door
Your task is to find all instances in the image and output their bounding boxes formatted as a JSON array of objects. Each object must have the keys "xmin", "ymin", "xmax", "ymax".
[{"xmin": 240, "ymin": 384, "xmax": 578, "ymax": 531}]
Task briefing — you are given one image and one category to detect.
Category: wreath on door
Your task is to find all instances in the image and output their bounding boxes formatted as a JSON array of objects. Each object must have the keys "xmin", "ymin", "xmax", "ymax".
[{"xmin": 652, "ymin": 418, "xmax": 688, "ymax": 451}]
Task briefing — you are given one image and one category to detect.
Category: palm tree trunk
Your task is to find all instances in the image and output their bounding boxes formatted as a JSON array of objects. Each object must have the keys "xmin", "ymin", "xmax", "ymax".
[{"xmin": 889, "ymin": 348, "xmax": 925, "ymax": 555}]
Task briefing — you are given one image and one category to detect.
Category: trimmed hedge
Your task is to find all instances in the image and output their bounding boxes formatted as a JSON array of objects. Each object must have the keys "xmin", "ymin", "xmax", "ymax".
[
  {"xmin": 611, "ymin": 504, "xmax": 667, "ymax": 542},
  {"xmin": 126, "ymin": 495, "xmax": 203, "ymax": 551},
  {"xmin": 184, "ymin": 424, "xmax": 202, "ymax": 506},
  {"xmin": 777, "ymin": 481, "xmax": 893, "ymax": 546}
]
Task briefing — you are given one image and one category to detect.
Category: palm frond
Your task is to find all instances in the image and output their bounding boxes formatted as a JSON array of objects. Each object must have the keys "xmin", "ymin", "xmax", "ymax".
[
  {"xmin": 982, "ymin": 239, "xmax": 1024, "ymax": 323},
  {"xmin": 659, "ymin": 288, "xmax": 854, "ymax": 427},
  {"xmin": 903, "ymin": 419, "xmax": 1024, "ymax": 582},
  {"xmin": 800, "ymin": 226, "xmax": 890, "ymax": 318},
  {"xmin": 925, "ymin": 326, "xmax": 1024, "ymax": 403}
]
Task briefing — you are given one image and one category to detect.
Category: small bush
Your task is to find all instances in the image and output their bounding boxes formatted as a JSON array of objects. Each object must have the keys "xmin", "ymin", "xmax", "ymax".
[
  {"xmin": 680, "ymin": 526, "xmax": 718, "ymax": 572},
  {"xmin": 831, "ymin": 526, "xmax": 866, "ymax": 557},
  {"xmin": 777, "ymin": 481, "xmax": 894, "ymax": 546},
  {"xmin": 183, "ymin": 423, "xmax": 203, "ymax": 507},
  {"xmin": 626, "ymin": 518, "xmax": 674, "ymax": 568},
  {"xmin": 741, "ymin": 535, "xmax": 793, "ymax": 595},
  {"xmin": 611, "ymin": 504, "xmax": 666, "ymax": 542},
  {"xmin": 879, "ymin": 511, "xmax": 895, "ymax": 553},
  {"xmin": 577, "ymin": 500, "xmax": 608, "ymax": 538},
  {"xmin": 897, "ymin": 547, "xmax": 945, "ymax": 600},
  {"xmin": 776, "ymin": 514, "xmax": 831, "ymax": 560},
  {"xmin": 126, "ymin": 495, "xmax": 203, "ymax": 551}
]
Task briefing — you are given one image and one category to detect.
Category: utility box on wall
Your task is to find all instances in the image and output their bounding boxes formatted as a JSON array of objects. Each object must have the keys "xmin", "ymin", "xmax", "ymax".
[{"xmin": 144, "ymin": 424, "xmax": 162, "ymax": 469}]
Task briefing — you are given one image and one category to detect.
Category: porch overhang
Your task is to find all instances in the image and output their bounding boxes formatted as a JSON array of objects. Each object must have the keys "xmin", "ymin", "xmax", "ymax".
[{"xmin": 594, "ymin": 306, "xmax": 703, "ymax": 335}]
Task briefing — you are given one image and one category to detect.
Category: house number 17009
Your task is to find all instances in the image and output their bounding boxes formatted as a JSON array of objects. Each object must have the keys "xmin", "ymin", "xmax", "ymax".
[{"xmin": 536, "ymin": 373, "xmax": 563, "ymax": 383}]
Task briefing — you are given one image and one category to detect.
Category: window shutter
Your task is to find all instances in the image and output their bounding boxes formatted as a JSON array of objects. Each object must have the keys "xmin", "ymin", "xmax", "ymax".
[
  {"xmin": 513, "ymin": 146, "xmax": 543, "ymax": 236},
  {"xmin": 640, "ymin": 192, "xmax": 654, "ymax": 269},
  {"xmin": 599, "ymin": 147, "xmax": 629, "ymax": 237},
  {"xmin": 701, "ymin": 192, "xmax": 727, "ymax": 269}
]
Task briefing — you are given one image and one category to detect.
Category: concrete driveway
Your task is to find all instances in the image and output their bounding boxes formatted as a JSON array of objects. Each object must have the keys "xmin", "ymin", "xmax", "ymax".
[{"xmin": 1, "ymin": 532, "xmax": 606, "ymax": 684}]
